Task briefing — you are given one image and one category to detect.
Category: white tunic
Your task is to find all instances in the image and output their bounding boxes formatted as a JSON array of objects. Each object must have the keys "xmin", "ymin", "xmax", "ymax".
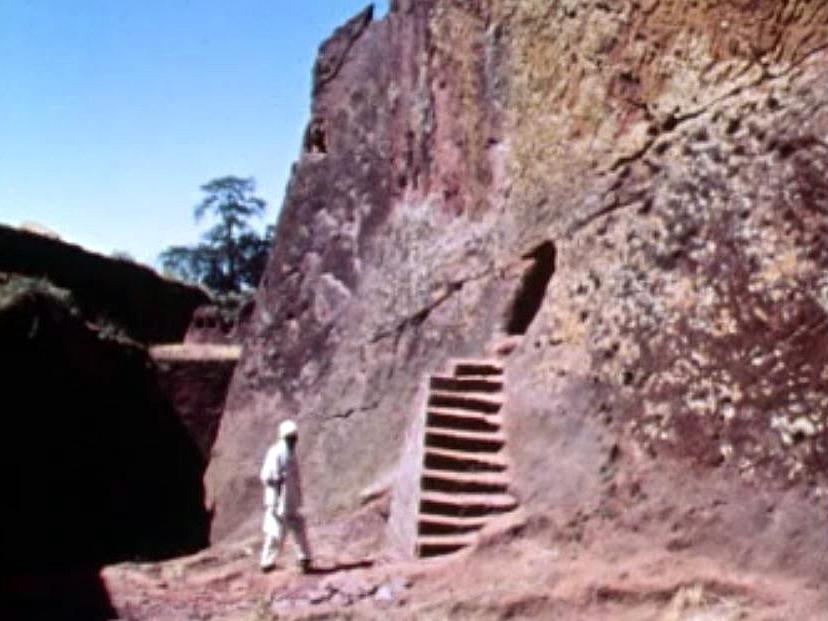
[{"xmin": 259, "ymin": 439, "xmax": 301, "ymax": 518}]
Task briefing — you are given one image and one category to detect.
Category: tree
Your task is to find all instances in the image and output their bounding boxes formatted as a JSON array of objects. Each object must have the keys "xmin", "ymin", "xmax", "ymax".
[{"xmin": 160, "ymin": 176, "xmax": 272, "ymax": 293}]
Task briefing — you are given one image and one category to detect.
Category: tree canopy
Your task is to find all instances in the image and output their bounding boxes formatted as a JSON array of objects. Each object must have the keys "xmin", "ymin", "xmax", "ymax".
[{"xmin": 160, "ymin": 176, "xmax": 272, "ymax": 293}]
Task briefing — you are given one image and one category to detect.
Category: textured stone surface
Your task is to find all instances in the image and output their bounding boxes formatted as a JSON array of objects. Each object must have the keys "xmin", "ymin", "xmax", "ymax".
[
  {"xmin": 204, "ymin": 0, "xmax": 828, "ymax": 604},
  {"xmin": 150, "ymin": 344, "xmax": 241, "ymax": 459}
]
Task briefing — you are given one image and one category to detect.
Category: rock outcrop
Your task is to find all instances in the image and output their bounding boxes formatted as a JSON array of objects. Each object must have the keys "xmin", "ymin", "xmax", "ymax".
[
  {"xmin": 204, "ymin": 1, "xmax": 827, "ymax": 613},
  {"xmin": 0, "ymin": 223, "xmax": 208, "ymax": 343}
]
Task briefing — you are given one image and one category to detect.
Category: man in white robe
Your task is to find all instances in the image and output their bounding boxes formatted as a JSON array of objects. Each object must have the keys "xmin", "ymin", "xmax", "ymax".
[{"xmin": 259, "ymin": 419, "xmax": 311, "ymax": 572}]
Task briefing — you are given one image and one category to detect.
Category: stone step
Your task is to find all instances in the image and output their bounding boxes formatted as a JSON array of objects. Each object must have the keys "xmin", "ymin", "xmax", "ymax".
[
  {"xmin": 421, "ymin": 468, "xmax": 510, "ymax": 494},
  {"xmin": 424, "ymin": 427, "xmax": 506, "ymax": 453},
  {"xmin": 423, "ymin": 447, "xmax": 508, "ymax": 473},
  {"xmin": 419, "ymin": 491, "xmax": 518, "ymax": 517},
  {"xmin": 416, "ymin": 533, "xmax": 477, "ymax": 558},
  {"xmin": 429, "ymin": 374, "xmax": 503, "ymax": 394},
  {"xmin": 428, "ymin": 391, "xmax": 503, "ymax": 414},
  {"xmin": 452, "ymin": 359, "xmax": 503, "ymax": 377},
  {"xmin": 426, "ymin": 407, "xmax": 502, "ymax": 432},
  {"xmin": 417, "ymin": 513, "xmax": 488, "ymax": 536}
]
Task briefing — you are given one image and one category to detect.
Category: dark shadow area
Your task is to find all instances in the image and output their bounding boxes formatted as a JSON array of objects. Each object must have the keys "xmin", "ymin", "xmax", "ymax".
[
  {"xmin": 304, "ymin": 559, "xmax": 375, "ymax": 575},
  {"xmin": 504, "ymin": 241, "xmax": 556, "ymax": 335},
  {"xmin": 303, "ymin": 117, "xmax": 328, "ymax": 154},
  {"xmin": 0, "ymin": 570, "xmax": 116, "ymax": 621},
  {"xmin": 0, "ymin": 284, "xmax": 209, "ymax": 619}
]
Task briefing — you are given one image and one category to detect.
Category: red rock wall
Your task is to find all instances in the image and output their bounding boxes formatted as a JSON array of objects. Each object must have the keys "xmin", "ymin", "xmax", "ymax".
[
  {"xmin": 205, "ymin": 1, "xmax": 828, "ymax": 588},
  {"xmin": 151, "ymin": 345, "xmax": 240, "ymax": 459}
]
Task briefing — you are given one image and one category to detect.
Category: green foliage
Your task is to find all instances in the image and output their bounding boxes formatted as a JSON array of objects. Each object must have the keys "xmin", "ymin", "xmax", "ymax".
[{"xmin": 160, "ymin": 176, "xmax": 272, "ymax": 293}]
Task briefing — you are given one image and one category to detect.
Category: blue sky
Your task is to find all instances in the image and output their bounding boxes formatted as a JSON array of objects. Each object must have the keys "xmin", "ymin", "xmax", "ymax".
[{"xmin": 0, "ymin": 1, "xmax": 388, "ymax": 265}]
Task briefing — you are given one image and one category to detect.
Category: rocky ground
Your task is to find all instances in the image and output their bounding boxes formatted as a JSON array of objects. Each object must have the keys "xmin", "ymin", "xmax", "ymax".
[
  {"xmin": 104, "ymin": 455, "xmax": 826, "ymax": 620},
  {"xmin": 103, "ymin": 519, "xmax": 825, "ymax": 621}
]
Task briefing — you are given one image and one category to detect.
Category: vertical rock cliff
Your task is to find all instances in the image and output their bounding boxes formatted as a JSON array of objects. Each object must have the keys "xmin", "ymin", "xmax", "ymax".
[{"xmin": 205, "ymin": 0, "xmax": 828, "ymax": 594}]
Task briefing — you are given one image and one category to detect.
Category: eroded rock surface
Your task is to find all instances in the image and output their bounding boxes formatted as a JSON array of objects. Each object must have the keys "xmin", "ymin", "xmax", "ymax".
[
  {"xmin": 203, "ymin": 1, "xmax": 828, "ymax": 617},
  {"xmin": 151, "ymin": 344, "xmax": 241, "ymax": 459}
]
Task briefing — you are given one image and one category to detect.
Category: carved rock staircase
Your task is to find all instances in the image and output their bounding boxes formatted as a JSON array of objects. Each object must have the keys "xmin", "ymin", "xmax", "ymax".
[{"xmin": 416, "ymin": 359, "xmax": 518, "ymax": 558}]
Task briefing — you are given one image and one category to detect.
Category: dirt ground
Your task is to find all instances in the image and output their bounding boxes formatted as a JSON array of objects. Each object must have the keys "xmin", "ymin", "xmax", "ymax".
[{"xmin": 102, "ymin": 503, "xmax": 827, "ymax": 621}]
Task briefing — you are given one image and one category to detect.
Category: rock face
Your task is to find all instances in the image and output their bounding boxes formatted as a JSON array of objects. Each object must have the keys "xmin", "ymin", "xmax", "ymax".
[
  {"xmin": 205, "ymin": 0, "xmax": 828, "ymax": 595},
  {"xmin": 0, "ymin": 224, "xmax": 208, "ymax": 343},
  {"xmin": 151, "ymin": 344, "xmax": 241, "ymax": 459}
]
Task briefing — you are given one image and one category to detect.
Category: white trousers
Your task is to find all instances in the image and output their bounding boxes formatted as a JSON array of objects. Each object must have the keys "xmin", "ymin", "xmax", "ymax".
[{"xmin": 260, "ymin": 510, "xmax": 311, "ymax": 567}]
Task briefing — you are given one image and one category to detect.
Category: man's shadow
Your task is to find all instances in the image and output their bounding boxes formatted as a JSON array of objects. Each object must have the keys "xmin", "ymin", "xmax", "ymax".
[{"xmin": 303, "ymin": 559, "xmax": 375, "ymax": 575}]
